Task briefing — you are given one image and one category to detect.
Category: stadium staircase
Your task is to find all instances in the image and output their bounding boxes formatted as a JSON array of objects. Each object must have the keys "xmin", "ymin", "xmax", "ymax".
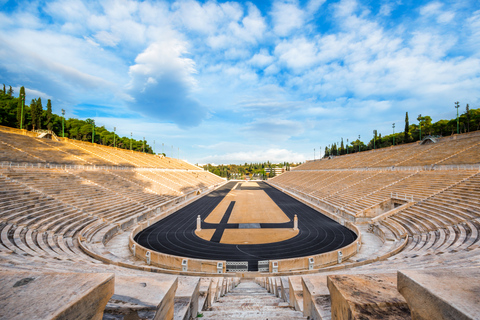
[{"xmin": 200, "ymin": 279, "xmax": 306, "ymax": 319}]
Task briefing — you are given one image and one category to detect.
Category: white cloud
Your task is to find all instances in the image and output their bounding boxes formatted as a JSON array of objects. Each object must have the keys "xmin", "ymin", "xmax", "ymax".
[
  {"xmin": 275, "ymin": 37, "xmax": 319, "ymax": 70},
  {"xmin": 127, "ymin": 38, "xmax": 206, "ymax": 127},
  {"xmin": 248, "ymin": 49, "xmax": 275, "ymax": 67},
  {"xmin": 271, "ymin": 1, "xmax": 305, "ymax": 36},
  {"xmin": 202, "ymin": 148, "xmax": 306, "ymax": 164}
]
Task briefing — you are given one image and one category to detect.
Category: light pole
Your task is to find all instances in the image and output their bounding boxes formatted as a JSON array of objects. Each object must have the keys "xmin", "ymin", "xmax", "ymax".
[
  {"xmin": 61, "ymin": 109, "xmax": 65, "ymax": 138},
  {"xmin": 130, "ymin": 132, "xmax": 132, "ymax": 151},
  {"xmin": 113, "ymin": 127, "xmax": 116, "ymax": 148},
  {"xmin": 373, "ymin": 130, "xmax": 377, "ymax": 150},
  {"xmin": 455, "ymin": 101, "xmax": 460, "ymax": 134},
  {"xmin": 358, "ymin": 135, "xmax": 361, "ymax": 152},
  {"xmin": 20, "ymin": 93, "xmax": 25, "ymax": 130},
  {"xmin": 418, "ymin": 114, "xmax": 422, "ymax": 140},
  {"xmin": 392, "ymin": 123, "xmax": 395, "ymax": 146},
  {"xmin": 92, "ymin": 120, "xmax": 95, "ymax": 144},
  {"xmin": 162, "ymin": 143, "xmax": 164, "ymax": 155},
  {"xmin": 142, "ymin": 137, "xmax": 145, "ymax": 153},
  {"xmin": 154, "ymin": 140, "xmax": 155, "ymax": 154},
  {"xmin": 314, "ymin": 148, "xmax": 315, "ymax": 160},
  {"xmin": 347, "ymin": 139, "xmax": 349, "ymax": 154}
]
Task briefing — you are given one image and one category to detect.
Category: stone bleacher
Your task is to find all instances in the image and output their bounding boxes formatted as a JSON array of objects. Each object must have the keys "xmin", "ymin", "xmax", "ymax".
[
  {"xmin": 1, "ymin": 126, "xmax": 480, "ymax": 319},
  {"xmin": 0, "ymin": 126, "xmax": 230, "ymax": 319},
  {"xmin": 265, "ymin": 131, "xmax": 480, "ymax": 319}
]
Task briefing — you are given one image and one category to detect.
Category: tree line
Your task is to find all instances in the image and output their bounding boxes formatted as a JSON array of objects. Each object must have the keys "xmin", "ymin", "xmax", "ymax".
[
  {"xmin": 202, "ymin": 161, "xmax": 298, "ymax": 179},
  {"xmin": 323, "ymin": 106, "xmax": 480, "ymax": 157},
  {"xmin": 0, "ymin": 84, "xmax": 156, "ymax": 154}
]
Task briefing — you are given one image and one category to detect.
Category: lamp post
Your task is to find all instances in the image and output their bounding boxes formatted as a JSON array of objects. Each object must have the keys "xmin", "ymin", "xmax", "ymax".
[
  {"xmin": 20, "ymin": 93, "xmax": 25, "ymax": 130},
  {"xmin": 373, "ymin": 130, "xmax": 377, "ymax": 150},
  {"xmin": 61, "ymin": 109, "xmax": 65, "ymax": 138},
  {"xmin": 347, "ymin": 139, "xmax": 349, "ymax": 154},
  {"xmin": 455, "ymin": 101, "xmax": 460, "ymax": 134},
  {"xmin": 392, "ymin": 123, "xmax": 395, "ymax": 146},
  {"xmin": 130, "ymin": 132, "xmax": 132, "ymax": 151},
  {"xmin": 113, "ymin": 127, "xmax": 116, "ymax": 148},
  {"xmin": 92, "ymin": 120, "xmax": 95, "ymax": 144}
]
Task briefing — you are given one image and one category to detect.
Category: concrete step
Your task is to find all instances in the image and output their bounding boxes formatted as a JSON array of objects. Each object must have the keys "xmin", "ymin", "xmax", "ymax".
[
  {"xmin": 203, "ymin": 280, "xmax": 306, "ymax": 319},
  {"xmin": 200, "ymin": 310, "xmax": 306, "ymax": 319}
]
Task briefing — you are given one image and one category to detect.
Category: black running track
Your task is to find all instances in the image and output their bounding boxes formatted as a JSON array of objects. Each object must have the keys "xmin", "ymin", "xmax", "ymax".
[{"xmin": 135, "ymin": 181, "xmax": 357, "ymax": 271}]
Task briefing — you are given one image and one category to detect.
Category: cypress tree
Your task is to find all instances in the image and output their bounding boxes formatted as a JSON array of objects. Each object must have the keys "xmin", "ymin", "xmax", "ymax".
[
  {"xmin": 46, "ymin": 99, "xmax": 52, "ymax": 131},
  {"xmin": 7, "ymin": 86, "xmax": 13, "ymax": 97},
  {"xmin": 30, "ymin": 99, "xmax": 37, "ymax": 130},
  {"xmin": 466, "ymin": 104, "xmax": 470, "ymax": 133},
  {"xmin": 2, "ymin": 84, "xmax": 5, "ymax": 94},
  {"xmin": 404, "ymin": 112, "xmax": 410, "ymax": 142},
  {"xmin": 36, "ymin": 97, "xmax": 43, "ymax": 129},
  {"xmin": 16, "ymin": 86, "xmax": 25, "ymax": 128}
]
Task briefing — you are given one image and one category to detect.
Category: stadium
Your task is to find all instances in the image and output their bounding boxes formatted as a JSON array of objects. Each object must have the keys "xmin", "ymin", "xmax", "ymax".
[
  {"xmin": 1, "ymin": 124, "xmax": 479, "ymax": 319},
  {"xmin": 2, "ymin": 0, "xmax": 480, "ymax": 319}
]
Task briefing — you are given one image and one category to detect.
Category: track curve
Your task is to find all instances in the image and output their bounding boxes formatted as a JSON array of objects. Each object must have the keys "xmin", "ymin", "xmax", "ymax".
[{"xmin": 134, "ymin": 181, "xmax": 357, "ymax": 271}]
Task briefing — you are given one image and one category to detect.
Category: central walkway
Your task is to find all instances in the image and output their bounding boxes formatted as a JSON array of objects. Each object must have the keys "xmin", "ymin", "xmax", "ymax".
[{"xmin": 201, "ymin": 280, "xmax": 306, "ymax": 319}]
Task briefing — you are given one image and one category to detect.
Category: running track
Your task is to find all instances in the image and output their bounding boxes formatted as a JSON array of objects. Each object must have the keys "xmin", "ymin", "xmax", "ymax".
[{"xmin": 134, "ymin": 181, "xmax": 357, "ymax": 271}]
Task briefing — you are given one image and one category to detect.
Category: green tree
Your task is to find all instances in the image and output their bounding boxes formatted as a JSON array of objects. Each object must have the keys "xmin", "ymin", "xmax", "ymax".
[
  {"xmin": 29, "ymin": 99, "xmax": 37, "ymax": 130},
  {"xmin": 7, "ymin": 86, "xmax": 13, "ymax": 97},
  {"xmin": 466, "ymin": 104, "xmax": 470, "ymax": 133},
  {"xmin": 2, "ymin": 84, "xmax": 5, "ymax": 94},
  {"xmin": 46, "ymin": 99, "xmax": 53, "ymax": 131},
  {"xmin": 35, "ymin": 97, "xmax": 43, "ymax": 129},
  {"xmin": 404, "ymin": 112, "xmax": 410, "ymax": 143},
  {"xmin": 16, "ymin": 86, "xmax": 25, "ymax": 129}
]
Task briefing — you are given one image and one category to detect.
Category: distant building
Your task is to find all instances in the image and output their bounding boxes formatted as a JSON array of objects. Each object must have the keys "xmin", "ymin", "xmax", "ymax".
[{"xmin": 265, "ymin": 167, "xmax": 286, "ymax": 176}]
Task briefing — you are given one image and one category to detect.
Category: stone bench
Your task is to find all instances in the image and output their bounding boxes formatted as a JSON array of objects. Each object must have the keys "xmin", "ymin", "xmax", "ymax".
[
  {"xmin": 327, "ymin": 273, "xmax": 411, "ymax": 319},
  {"xmin": 0, "ymin": 270, "xmax": 114, "ymax": 320},
  {"xmin": 398, "ymin": 268, "xmax": 480, "ymax": 320}
]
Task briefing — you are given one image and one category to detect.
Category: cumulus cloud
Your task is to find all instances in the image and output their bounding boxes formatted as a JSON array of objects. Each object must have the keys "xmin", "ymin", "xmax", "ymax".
[
  {"xmin": 271, "ymin": 0, "xmax": 305, "ymax": 36},
  {"xmin": 127, "ymin": 38, "xmax": 207, "ymax": 127}
]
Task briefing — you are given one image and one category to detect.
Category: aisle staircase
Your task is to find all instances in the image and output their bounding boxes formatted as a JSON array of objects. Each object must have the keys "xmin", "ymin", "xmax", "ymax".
[{"xmin": 200, "ymin": 280, "xmax": 306, "ymax": 319}]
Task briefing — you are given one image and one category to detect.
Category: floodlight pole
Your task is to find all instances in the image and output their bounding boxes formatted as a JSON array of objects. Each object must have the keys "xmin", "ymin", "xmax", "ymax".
[
  {"xmin": 143, "ymin": 137, "xmax": 145, "ymax": 153},
  {"xmin": 358, "ymin": 135, "xmax": 361, "ymax": 152},
  {"xmin": 92, "ymin": 120, "xmax": 95, "ymax": 144},
  {"xmin": 130, "ymin": 132, "xmax": 132, "ymax": 151},
  {"xmin": 162, "ymin": 143, "xmax": 164, "ymax": 155},
  {"xmin": 455, "ymin": 101, "xmax": 460, "ymax": 134},
  {"xmin": 347, "ymin": 139, "xmax": 349, "ymax": 154},
  {"xmin": 113, "ymin": 127, "xmax": 116, "ymax": 148},
  {"xmin": 61, "ymin": 109, "xmax": 65, "ymax": 138},
  {"xmin": 314, "ymin": 148, "xmax": 315, "ymax": 160},
  {"xmin": 392, "ymin": 123, "xmax": 395, "ymax": 146}
]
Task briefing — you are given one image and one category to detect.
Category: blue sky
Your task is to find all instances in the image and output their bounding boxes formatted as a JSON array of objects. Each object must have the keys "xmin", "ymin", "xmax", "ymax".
[{"xmin": 1, "ymin": 0, "xmax": 479, "ymax": 164}]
